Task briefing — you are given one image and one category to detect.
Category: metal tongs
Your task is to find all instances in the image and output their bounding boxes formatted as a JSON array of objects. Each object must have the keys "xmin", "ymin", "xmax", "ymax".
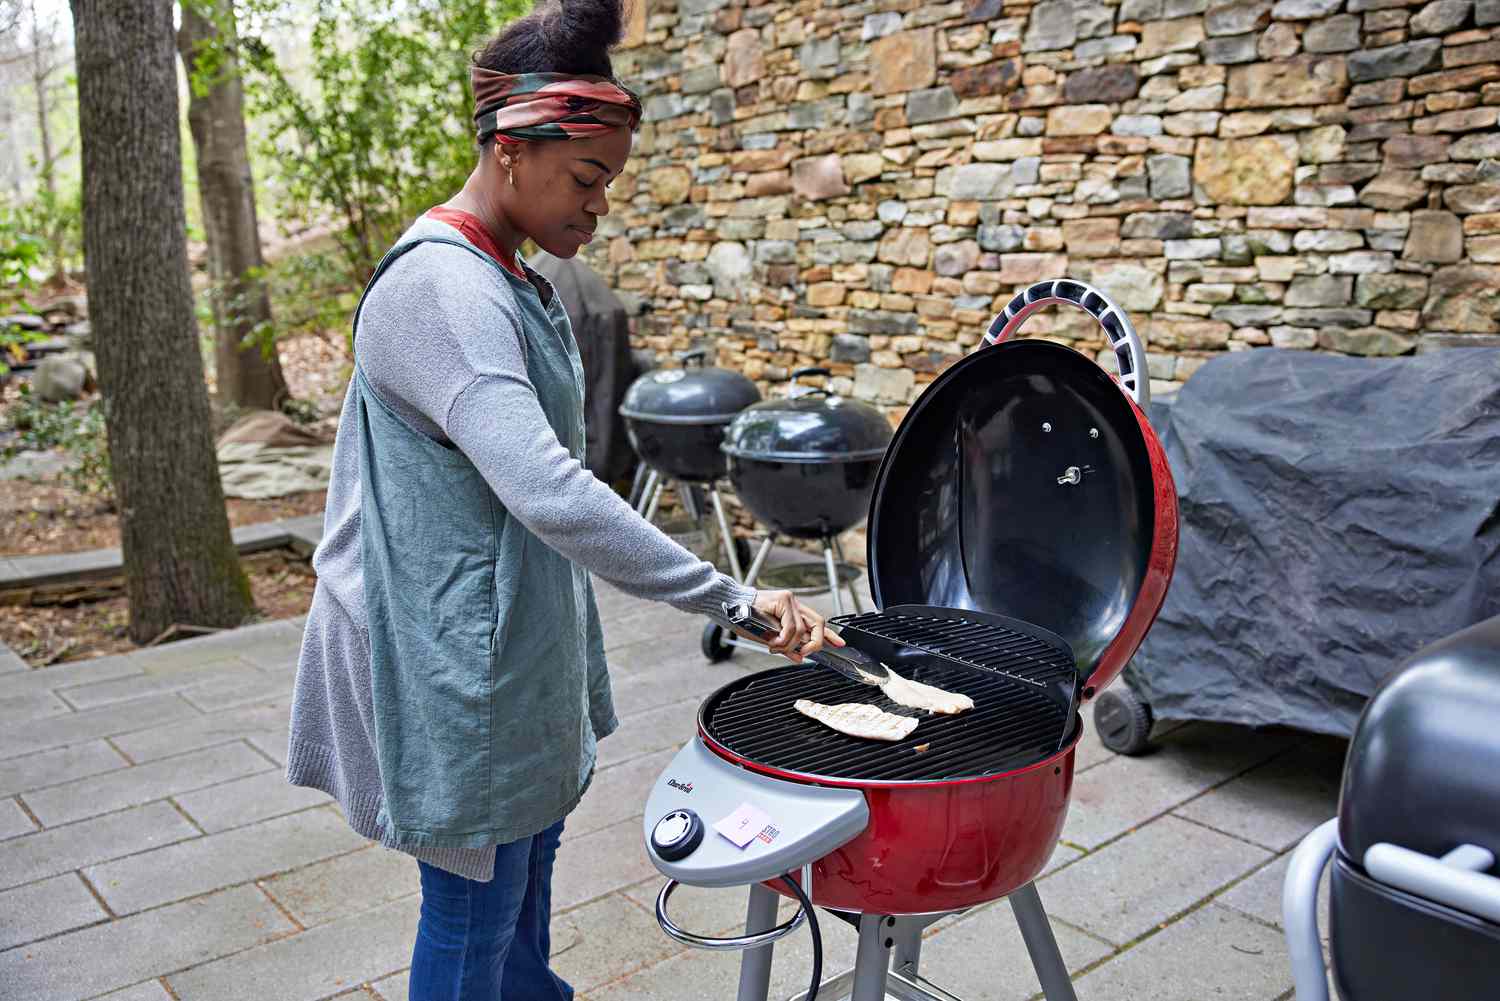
[{"xmin": 723, "ymin": 602, "xmax": 890, "ymax": 688}]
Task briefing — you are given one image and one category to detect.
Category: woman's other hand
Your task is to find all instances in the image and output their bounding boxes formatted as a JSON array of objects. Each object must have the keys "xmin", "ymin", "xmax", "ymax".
[{"xmin": 748, "ymin": 589, "xmax": 846, "ymax": 663}]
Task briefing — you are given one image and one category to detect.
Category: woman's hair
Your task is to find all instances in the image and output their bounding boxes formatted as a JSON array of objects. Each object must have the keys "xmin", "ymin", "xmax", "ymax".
[{"xmin": 474, "ymin": 0, "xmax": 627, "ymax": 80}]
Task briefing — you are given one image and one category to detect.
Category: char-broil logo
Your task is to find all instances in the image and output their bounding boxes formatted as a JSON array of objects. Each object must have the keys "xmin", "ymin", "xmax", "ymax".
[{"xmin": 667, "ymin": 778, "xmax": 694, "ymax": 794}]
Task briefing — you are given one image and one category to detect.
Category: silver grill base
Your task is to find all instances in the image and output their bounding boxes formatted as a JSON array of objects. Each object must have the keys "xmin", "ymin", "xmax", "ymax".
[{"xmin": 730, "ymin": 883, "xmax": 1078, "ymax": 1001}]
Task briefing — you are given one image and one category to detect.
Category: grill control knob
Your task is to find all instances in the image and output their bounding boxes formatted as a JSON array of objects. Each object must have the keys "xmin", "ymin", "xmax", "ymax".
[{"xmin": 651, "ymin": 810, "xmax": 704, "ymax": 861}]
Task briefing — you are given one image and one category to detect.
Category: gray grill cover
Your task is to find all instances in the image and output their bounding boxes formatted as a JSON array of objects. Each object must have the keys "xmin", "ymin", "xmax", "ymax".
[
  {"xmin": 1126, "ymin": 347, "xmax": 1500, "ymax": 737},
  {"xmin": 529, "ymin": 251, "xmax": 635, "ymax": 485}
]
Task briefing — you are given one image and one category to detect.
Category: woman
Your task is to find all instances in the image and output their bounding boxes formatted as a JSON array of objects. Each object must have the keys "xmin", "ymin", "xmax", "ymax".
[{"xmin": 285, "ymin": 1, "xmax": 840, "ymax": 997}]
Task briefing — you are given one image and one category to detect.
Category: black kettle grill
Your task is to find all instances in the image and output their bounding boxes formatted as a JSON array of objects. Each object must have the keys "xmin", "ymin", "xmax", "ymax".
[
  {"xmin": 1284, "ymin": 614, "xmax": 1500, "ymax": 1001},
  {"xmin": 712, "ymin": 367, "xmax": 893, "ymax": 633},
  {"xmin": 619, "ymin": 348, "xmax": 762, "ymax": 578}
]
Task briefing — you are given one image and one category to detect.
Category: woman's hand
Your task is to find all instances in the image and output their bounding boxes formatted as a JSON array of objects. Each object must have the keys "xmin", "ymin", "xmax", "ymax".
[{"xmin": 746, "ymin": 589, "xmax": 846, "ymax": 663}]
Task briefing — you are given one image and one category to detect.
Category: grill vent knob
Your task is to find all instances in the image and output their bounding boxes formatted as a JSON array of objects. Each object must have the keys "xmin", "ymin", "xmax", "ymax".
[{"xmin": 651, "ymin": 810, "xmax": 704, "ymax": 861}]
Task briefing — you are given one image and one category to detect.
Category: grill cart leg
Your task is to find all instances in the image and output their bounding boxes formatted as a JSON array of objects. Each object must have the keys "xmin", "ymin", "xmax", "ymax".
[
  {"xmin": 744, "ymin": 536, "xmax": 775, "ymax": 588},
  {"xmin": 851, "ymin": 913, "xmax": 892, "ymax": 1001},
  {"xmin": 737, "ymin": 884, "xmax": 780, "ymax": 1001},
  {"xmin": 830, "ymin": 536, "xmax": 864, "ymax": 613},
  {"xmin": 1010, "ymin": 883, "xmax": 1078, "ymax": 1001},
  {"xmin": 711, "ymin": 487, "xmax": 746, "ymax": 581}
]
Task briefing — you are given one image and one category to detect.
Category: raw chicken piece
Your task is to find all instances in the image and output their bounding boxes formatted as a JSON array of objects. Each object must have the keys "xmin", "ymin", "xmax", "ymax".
[
  {"xmin": 881, "ymin": 669, "xmax": 975, "ymax": 715},
  {"xmin": 794, "ymin": 699, "xmax": 920, "ymax": 741}
]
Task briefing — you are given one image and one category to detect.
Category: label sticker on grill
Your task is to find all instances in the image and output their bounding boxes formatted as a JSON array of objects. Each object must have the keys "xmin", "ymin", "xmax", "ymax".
[{"xmin": 714, "ymin": 802, "xmax": 776, "ymax": 849}]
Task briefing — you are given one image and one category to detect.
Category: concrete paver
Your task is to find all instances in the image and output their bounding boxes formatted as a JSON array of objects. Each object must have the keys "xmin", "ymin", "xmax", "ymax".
[
  {"xmin": 1218, "ymin": 850, "xmax": 1332, "ymax": 936},
  {"xmin": 95, "ymin": 982, "xmax": 174, "ymax": 1000},
  {"xmin": 0, "ymin": 740, "xmax": 128, "ymax": 799},
  {"xmin": 0, "ymin": 572, "xmax": 1341, "ymax": 1001},
  {"xmin": 21, "ymin": 741, "xmax": 269, "ymax": 827},
  {"xmin": 0, "ymin": 688, "xmax": 71, "ymax": 725},
  {"xmin": 109, "ymin": 700, "xmax": 290, "ymax": 763},
  {"xmin": 0, "ymin": 693, "xmax": 199, "ymax": 760},
  {"xmin": 166, "ymin": 896, "xmax": 418, "ymax": 1001},
  {"xmin": 0, "ymin": 884, "xmax": 295, "ymax": 1001},
  {"xmin": 174, "ymin": 767, "xmax": 331, "ymax": 833},
  {"xmin": 1040, "ymin": 814, "xmax": 1272, "ymax": 947},
  {"xmin": 1069, "ymin": 903, "xmax": 1293, "ymax": 1001},
  {"xmin": 0, "ymin": 796, "xmax": 37, "ymax": 840},
  {"xmin": 0, "ymin": 872, "xmax": 107, "ymax": 951},
  {"xmin": 1174, "ymin": 737, "xmax": 1346, "ymax": 852},
  {"xmin": 0, "ymin": 801, "xmax": 200, "ymax": 890},
  {"xmin": 84, "ymin": 806, "xmax": 365, "ymax": 915},
  {"xmin": 261, "ymin": 845, "xmax": 422, "ymax": 928},
  {"xmin": 1061, "ymin": 722, "xmax": 1296, "ymax": 850},
  {"xmin": 369, "ymin": 971, "xmax": 409, "ymax": 1001},
  {"xmin": 914, "ymin": 900, "xmax": 1115, "ymax": 1000}
]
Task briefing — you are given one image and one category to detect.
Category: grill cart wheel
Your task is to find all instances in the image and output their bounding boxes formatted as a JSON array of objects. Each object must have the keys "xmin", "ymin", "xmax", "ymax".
[
  {"xmin": 701, "ymin": 622, "xmax": 734, "ymax": 663},
  {"xmin": 1094, "ymin": 684, "xmax": 1153, "ymax": 756}
]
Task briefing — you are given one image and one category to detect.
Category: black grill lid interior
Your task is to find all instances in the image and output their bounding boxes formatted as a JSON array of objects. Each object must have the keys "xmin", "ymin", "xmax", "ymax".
[{"xmin": 866, "ymin": 339, "xmax": 1156, "ymax": 680}]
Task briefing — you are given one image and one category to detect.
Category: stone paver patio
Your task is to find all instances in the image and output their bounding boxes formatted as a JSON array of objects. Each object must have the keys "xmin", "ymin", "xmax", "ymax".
[{"xmin": 0, "ymin": 546, "xmax": 1344, "ymax": 1000}]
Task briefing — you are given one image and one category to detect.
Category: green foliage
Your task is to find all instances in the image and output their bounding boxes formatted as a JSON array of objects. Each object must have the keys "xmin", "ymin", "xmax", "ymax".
[
  {"xmin": 241, "ymin": 0, "xmax": 528, "ymax": 285},
  {"xmin": 0, "ymin": 204, "xmax": 46, "ymax": 291},
  {"xmin": 3, "ymin": 382, "xmax": 113, "ymax": 500},
  {"xmin": 12, "ymin": 177, "xmax": 84, "ymax": 279}
]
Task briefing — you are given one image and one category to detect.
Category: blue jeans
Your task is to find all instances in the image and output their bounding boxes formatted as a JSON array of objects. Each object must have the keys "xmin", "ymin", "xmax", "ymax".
[{"xmin": 408, "ymin": 819, "xmax": 573, "ymax": 1001}]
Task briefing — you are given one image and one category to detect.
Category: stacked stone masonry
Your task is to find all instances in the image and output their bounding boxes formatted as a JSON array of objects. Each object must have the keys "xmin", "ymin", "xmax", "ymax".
[{"xmin": 590, "ymin": 0, "xmax": 1500, "ymax": 413}]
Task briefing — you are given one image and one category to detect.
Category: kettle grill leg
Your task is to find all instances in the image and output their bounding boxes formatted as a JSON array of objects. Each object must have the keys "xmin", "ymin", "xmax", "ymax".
[
  {"xmin": 823, "ymin": 544, "xmax": 846, "ymax": 616},
  {"xmin": 635, "ymin": 469, "xmax": 660, "ymax": 516},
  {"xmin": 1009, "ymin": 883, "xmax": 1079, "ymax": 1001},
  {"xmin": 737, "ymin": 884, "xmax": 780, "ymax": 1001},
  {"xmin": 711, "ymin": 487, "xmax": 746, "ymax": 581},
  {"xmin": 830, "ymin": 536, "xmax": 864, "ymax": 613}
]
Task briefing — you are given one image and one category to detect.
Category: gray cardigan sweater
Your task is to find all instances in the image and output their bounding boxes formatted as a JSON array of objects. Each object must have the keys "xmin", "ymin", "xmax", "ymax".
[{"xmin": 286, "ymin": 216, "xmax": 754, "ymax": 880}]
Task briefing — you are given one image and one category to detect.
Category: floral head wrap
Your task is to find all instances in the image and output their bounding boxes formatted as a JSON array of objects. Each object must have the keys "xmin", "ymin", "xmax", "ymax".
[{"xmin": 472, "ymin": 68, "xmax": 643, "ymax": 144}]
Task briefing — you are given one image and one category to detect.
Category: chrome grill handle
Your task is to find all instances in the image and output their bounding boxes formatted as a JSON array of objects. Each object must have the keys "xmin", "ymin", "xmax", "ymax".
[
  {"xmin": 654, "ymin": 878, "xmax": 808, "ymax": 952},
  {"xmin": 982, "ymin": 277, "xmax": 1151, "ymax": 411}
]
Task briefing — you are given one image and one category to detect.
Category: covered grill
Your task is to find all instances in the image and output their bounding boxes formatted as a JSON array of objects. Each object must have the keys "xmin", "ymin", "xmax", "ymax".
[
  {"xmin": 641, "ymin": 278, "xmax": 1179, "ymax": 1001},
  {"xmin": 708, "ymin": 368, "xmax": 894, "ymax": 644},
  {"xmin": 620, "ymin": 348, "xmax": 761, "ymax": 577}
]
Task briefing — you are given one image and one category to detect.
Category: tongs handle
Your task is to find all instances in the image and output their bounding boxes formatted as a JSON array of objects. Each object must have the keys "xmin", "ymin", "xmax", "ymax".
[{"xmin": 723, "ymin": 602, "xmax": 889, "ymax": 687}]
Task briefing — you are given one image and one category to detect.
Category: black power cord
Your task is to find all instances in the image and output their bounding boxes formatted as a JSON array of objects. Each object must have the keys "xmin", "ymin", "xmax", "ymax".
[{"xmin": 780, "ymin": 874, "xmax": 822, "ymax": 1001}]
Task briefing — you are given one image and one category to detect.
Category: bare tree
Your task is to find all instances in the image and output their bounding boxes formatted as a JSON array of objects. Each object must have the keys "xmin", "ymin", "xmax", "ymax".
[
  {"xmin": 177, "ymin": 0, "xmax": 288, "ymax": 412},
  {"xmin": 70, "ymin": 0, "xmax": 255, "ymax": 642}
]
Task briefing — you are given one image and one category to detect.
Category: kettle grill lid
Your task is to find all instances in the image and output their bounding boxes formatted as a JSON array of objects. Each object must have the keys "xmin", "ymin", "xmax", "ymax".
[
  {"xmin": 722, "ymin": 392, "xmax": 893, "ymax": 463},
  {"xmin": 619, "ymin": 352, "xmax": 761, "ymax": 425},
  {"xmin": 865, "ymin": 339, "xmax": 1168, "ymax": 692}
]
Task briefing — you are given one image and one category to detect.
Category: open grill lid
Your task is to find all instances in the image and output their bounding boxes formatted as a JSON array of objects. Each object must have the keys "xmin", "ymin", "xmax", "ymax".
[
  {"xmin": 619, "ymin": 348, "xmax": 761, "ymax": 426},
  {"xmin": 721, "ymin": 367, "xmax": 893, "ymax": 463},
  {"xmin": 865, "ymin": 329, "xmax": 1177, "ymax": 697}
]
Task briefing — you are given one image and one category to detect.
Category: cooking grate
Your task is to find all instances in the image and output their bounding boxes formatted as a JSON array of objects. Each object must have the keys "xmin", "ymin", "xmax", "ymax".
[
  {"xmin": 702, "ymin": 609, "xmax": 1079, "ymax": 782},
  {"xmin": 702, "ymin": 664, "xmax": 1070, "ymax": 782}
]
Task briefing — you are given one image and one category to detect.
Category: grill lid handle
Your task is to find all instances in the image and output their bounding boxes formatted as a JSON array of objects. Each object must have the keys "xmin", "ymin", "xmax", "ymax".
[
  {"xmin": 675, "ymin": 347, "xmax": 708, "ymax": 367},
  {"xmin": 723, "ymin": 602, "xmax": 889, "ymax": 687},
  {"xmin": 983, "ymin": 278, "xmax": 1151, "ymax": 411}
]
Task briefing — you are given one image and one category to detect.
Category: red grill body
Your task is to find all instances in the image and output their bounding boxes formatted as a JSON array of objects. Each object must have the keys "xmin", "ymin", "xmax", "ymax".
[{"xmin": 697, "ymin": 295, "xmax": 1179, "ymax": 915}]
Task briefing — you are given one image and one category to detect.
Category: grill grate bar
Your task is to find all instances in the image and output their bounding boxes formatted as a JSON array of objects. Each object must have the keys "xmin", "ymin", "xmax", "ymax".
[{"xmin": 832, "ymin": 611, "xmax": 1076, "ymax": 690}]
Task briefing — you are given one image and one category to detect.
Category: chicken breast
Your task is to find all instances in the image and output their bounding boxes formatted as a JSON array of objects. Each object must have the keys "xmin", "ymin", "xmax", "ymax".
[
  {"xmin": 794, "ymin": 699, "xmax": 920, "ymax": 741},
  {"xmin": 881, "ymin": 669, "xmax": 975, "ymax": 715}
]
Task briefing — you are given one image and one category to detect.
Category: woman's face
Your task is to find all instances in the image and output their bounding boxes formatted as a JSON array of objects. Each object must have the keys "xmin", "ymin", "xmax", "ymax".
[{"xmin": 501, "ymin": 129, "xmax": 633, "ymax": 259}]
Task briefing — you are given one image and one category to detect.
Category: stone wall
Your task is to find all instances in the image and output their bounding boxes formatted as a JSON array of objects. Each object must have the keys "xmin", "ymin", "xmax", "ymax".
[{"xmin": 592, "ymin": 0, "xmax": 1500, "ymax": 412}]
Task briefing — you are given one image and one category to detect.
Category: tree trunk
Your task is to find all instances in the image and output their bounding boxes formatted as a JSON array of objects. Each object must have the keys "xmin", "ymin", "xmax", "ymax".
[
  {"xmin": 70, "ymin": 0, "xmax": 255, "ymax": 643},
  {"xmin": 176, "ymin": 0, "xmax": 288, "ymax": 412}
]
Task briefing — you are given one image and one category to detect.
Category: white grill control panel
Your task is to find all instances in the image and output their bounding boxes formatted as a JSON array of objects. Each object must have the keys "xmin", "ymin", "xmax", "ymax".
[{"xmin": 642, "ymin": 739, "xmax": 869, "ymax": 887}]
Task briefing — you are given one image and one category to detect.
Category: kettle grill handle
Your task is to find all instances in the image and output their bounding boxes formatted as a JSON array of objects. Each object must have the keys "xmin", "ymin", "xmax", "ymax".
[
  {"xmin": 676, "ymin": 347, "xmax": 708, "ymax": 367},
  {"xmin": 983, "ymin": 278, "xmax": 1151, "ymax": 410},
  {"xmin": 789, "ymin": 366, "xmax": 834, "ymax": 398}
]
